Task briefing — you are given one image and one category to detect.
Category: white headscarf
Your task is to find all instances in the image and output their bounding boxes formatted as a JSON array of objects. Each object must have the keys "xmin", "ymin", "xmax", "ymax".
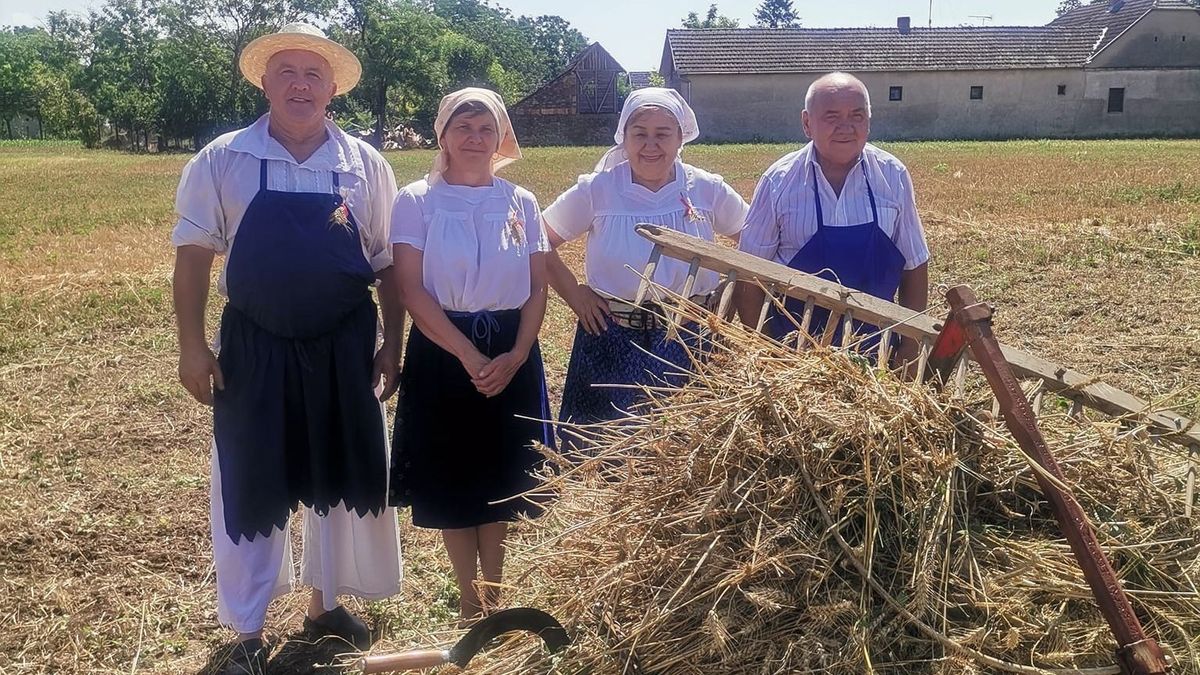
[
  {"xmin": 595, "ymin": 87, "xmax": 700, "ymax": 173},
  {"xmin": 428, "ymin": 87, "xmax": 522, "ymax": 185}
]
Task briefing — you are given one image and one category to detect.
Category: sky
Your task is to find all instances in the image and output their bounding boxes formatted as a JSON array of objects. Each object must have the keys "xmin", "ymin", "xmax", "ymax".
[{"xmin": 1, "ymin": 0, "xmax": 1062, "ymax": 71}]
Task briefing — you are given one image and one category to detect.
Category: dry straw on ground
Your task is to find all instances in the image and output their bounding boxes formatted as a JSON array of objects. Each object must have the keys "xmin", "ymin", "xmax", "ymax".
[{"xmin": 464, "ymin": 306, "xmax": 1200, "ymax": 675}]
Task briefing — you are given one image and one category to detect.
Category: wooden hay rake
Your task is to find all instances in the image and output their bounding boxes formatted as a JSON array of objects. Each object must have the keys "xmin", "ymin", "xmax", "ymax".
[{"xmin": 632, "ymin": 223, "xmax": 1197, "ymax": 675}]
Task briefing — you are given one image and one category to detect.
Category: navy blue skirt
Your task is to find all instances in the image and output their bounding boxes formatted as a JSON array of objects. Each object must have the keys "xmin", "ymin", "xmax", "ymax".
[
  {"xmin": 557, "ymin": 318, "xmax": 703, "ymax": 452},
  {"xmin": 390, "ymin": 309, "xmax": 553, "ymax": 529}
]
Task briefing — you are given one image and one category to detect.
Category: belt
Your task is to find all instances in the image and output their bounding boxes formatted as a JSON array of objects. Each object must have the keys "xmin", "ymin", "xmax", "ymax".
[{"xmin": 606, "ymin": 293, "xmax": 713, "ymax": 330}]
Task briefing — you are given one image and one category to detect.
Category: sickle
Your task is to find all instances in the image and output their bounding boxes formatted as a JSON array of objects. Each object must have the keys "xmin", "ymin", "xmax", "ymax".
[{"xmin": 357, "ymin": 607, "xmax": 570, "ymax": 673}]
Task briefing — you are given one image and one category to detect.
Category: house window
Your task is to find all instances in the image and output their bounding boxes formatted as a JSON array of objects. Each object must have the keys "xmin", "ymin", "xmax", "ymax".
[
  {"xmin": 889, "ymin": 86, "xmax": 903, "ymax": 101},
  {"xmin": 970, "ymin": 85, "xmax": 984, "ymax": 100},
  {"xmin": 1057, "ymin": 84, "xmax": 1067, "ymax": 96},
  {"xmin": 1108, "ymin": 87, "xmax": 1125, "ymax": 113}
]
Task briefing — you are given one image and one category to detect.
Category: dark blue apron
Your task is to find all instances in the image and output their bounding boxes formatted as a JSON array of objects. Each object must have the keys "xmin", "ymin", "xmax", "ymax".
[
  {"xmin": 765, "ymin": 158, "xmax": 906, "ymax": 357},
  {"xmin": 214, "ymin": 158, "xmax": 386, "ymax": 543}
]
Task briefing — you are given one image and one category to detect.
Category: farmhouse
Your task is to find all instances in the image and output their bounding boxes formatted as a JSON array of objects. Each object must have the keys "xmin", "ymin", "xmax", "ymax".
[
  {"xmin": 509, "ymin": 42, "xmax": 626, "ymax": 146},
  {"xmin": 660, "ymin": 0, "xmax": 1200, "ymax": 141}
]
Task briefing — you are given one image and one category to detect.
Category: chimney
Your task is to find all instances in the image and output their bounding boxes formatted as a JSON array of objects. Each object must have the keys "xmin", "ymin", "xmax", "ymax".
[{"xmin": 897, "ymin": 16, "xmax": 912, "ymax": 34}]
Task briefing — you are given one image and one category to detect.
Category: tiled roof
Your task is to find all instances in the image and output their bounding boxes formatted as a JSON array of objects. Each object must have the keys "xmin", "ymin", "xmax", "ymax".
[
  {"xmin": 664, "ymin": 0, "xmax": 1197, "ymax": 74},
  {"xmin": 1048, "ymin": 0, "xmax": 1163, "ymax": 52},
  {"xmin": 664, "ymin": 27, "xmax": 1102, "ymax": 73},
  {"xmin": 628, "ymin": 71, "xmax": 654, "ymax": 89}
]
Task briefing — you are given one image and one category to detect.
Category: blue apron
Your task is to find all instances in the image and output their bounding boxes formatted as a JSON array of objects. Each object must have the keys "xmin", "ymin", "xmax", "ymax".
[
  {"xmin": 765, "ymin": 159, "xmax": 906, "ymax": 357},
  {"xmin": 213, "ymin": 159, "xmax": 386, "ymax": 543}
]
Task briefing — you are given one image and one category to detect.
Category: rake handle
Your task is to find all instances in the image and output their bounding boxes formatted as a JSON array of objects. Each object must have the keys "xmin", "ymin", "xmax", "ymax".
[
  {"xmin": 943, "ymin": 285, "xmax": 1169, "ymax": 675},
  {"xmin": 357, "ymin": 649, "xmax": 449, "ymax": 673}
]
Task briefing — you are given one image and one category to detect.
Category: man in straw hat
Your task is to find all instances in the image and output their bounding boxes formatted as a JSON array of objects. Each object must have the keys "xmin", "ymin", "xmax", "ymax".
[
  {"xmin": 171, "ymin": 22, "xmax": 402, "ymax": 673},
  {"xmin": 736, "ymin": 72, "xmax": 929, "ymax": 369}
]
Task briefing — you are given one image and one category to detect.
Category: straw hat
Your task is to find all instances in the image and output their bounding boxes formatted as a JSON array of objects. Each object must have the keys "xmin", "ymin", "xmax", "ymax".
[{"xmin": 239, "ymin": 23, "xmax": 362, "ymax": 95}]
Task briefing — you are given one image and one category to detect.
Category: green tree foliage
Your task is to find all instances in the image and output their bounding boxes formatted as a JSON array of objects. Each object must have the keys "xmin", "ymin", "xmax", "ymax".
[
  {"xmin": 428, "ymin": 0, "xmax": 586, "ymax": 98},
  {"xmin": 0, "ymin": 29, "xmax": 42, "ymax": 139},
  {"xmin": 682, "ymin": 4, "xmax": 741, "ymax": 29},
  {"xmin": 753, "ymin": 0, "xmax": 799, "ymax": 28},
  {"xmin": 4, "ymin": 0, "xmax": 589, "ymax": 149},
  {"xmin": 79, "ymin": 0, "xmax": 166, "ymax": 150},
  {"xmin": 517, "ymin": 15, "xmax": 588, "ymax": 84},
  {"xmin": 336, "ymin": 0, "xmax": 447, "ymax": 146}
]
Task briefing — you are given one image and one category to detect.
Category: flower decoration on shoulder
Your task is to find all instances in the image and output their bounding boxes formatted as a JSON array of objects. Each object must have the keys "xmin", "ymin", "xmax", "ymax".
[
  {"xmin": 680, "ymin": 193, "xmax": 707, "ymax": 224},
  {"xmin": 506, "ymin": 207, "xmax": 526, "ymax": 247}
]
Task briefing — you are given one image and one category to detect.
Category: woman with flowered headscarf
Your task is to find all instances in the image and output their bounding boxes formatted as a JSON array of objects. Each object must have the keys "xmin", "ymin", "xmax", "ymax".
[
  {"xmin": 542, "ymin": 87, "xmax": 749, "ymax": 452},
  {"xmin": 388, "ymin": 87, "xmax": 553, "ymax": 621}
]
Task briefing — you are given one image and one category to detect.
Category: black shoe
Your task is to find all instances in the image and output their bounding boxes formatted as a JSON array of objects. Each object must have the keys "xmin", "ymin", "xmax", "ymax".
[
  {"xmin": 302, "ymin": 606, "xmax": 372, "ymax": 651},
  {"xmin": 220, "ymin": 638, "xmax": 269, "ymax": 675}
]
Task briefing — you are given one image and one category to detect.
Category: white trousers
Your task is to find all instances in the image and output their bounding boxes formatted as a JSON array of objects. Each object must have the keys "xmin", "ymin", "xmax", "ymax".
[{"xmin": 209, "ymin": 445, "xmax": 403, "ymax": 634}]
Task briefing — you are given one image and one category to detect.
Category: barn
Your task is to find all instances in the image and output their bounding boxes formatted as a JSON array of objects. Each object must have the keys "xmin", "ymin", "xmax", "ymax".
[
  {"xmin": 660, "ymin": 0, "xmax": 1200, "ymax": 141},
  {"xmin": 509, "ymin": 42, "xmax": 626, "ymax": 146}
]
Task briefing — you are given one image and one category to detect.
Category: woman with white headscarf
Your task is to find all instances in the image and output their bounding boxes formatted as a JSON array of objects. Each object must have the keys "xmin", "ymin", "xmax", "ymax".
[
  {"xmin": 388, "ymin": 88, "xmax": 553, "ymax": 621},
  {"xmin": 542, "ymin": 87, "xmax": 749, "ymax": 451}
]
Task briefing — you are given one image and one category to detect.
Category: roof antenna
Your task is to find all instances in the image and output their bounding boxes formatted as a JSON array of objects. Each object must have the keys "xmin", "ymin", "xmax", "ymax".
[
  {"xmin": 968, "ymin": 14, "xmax": 993, "ymax": 25},
  {"xmin": 928, "ymin": 0, "xmax": 933, "ymax": 28}
]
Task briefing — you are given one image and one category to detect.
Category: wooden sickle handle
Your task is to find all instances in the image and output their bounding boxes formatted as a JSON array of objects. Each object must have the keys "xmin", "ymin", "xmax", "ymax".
[{"xmin": 357, "ymin": 649, "xmax": 449, "ymax": 673}]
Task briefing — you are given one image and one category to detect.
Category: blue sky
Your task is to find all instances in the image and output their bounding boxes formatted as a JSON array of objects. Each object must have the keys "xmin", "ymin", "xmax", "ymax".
[{"xmin": 2, "ymin": 0, "xmax": 1062, "ymax": 71}]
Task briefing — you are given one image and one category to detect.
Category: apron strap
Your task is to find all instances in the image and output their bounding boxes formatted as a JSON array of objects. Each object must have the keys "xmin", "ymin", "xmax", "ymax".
[
  {"xmin": 332, "ymin": 170, "xmax": 340, "ymax": 189},
  {"xmin": 259, "ymin": 158, "xmax": 269, "ymax": 191},
  {"xmin": 862, "ymin": 159, "xmax": 878, "ymax": 224}
]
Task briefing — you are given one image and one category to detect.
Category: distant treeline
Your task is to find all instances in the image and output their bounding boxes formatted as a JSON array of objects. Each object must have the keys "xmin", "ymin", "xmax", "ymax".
[{"xmin": 0, "ymin": 0, "xmax": 589, "ymax": 150}]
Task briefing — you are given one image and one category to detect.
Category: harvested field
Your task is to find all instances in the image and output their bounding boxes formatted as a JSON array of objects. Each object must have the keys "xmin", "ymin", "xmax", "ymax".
[{"xmin": 0, "ymin": 139, "xmax": 1198, "ymax": 673}]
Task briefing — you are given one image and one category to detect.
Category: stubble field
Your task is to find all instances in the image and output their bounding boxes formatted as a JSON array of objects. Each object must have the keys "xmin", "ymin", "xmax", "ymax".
[{"xmin": 0, "ymin": 139, "xmax": 1198, "ymax": 673}]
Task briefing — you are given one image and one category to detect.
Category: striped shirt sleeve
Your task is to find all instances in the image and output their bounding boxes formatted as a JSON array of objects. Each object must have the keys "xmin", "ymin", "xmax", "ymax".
[
  {"xmin": 893, "ymin": 166, "xmax": 930, "ymax": 270},
  {"xmin": 737, "ymin": 172, "xmax": 781, "ymax": 260}
]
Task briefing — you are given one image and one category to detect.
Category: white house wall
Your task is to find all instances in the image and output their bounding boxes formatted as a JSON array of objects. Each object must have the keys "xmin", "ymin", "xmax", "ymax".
[{"xmin": 679, "ymin": 68, "xmax": 1200, "ymax": 141}]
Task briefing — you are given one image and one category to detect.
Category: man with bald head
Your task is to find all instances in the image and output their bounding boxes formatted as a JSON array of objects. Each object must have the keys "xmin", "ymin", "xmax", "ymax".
[{"xmin": 736, "ymin": 72, "xmax": 929, "ymax": 367}]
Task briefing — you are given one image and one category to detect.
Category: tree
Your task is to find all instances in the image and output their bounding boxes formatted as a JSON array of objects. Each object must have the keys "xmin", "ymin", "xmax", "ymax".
[
  {"xmin": 0, "ymin": 29, "xmax": 39, "ymax": 138},
  {"xmin": 517, "ymin": 15, "xmax": 587, "ymax": 83},
  {"xmin": 337, "ymin": 0, "xmax": 448, "ymax": 146},
  {"xmin": 79, "ymin": 0, "xmax": 165, "ymax": 151},
  {"xmin": 1055, "ymin": 0, "xmax": 1109, "ymax": 15},
  {"xmin": 754, "ymin": 0, "xmax": 799, "ymax": 28},
  {"xmin": 156, "ymin": 17, "xmax": 229, "ymax": 148},
  {"xmin": 682, "ymin": 4, "xmax": 740, "ymax": 29},
  {"xmin": 428, "ymin": 0, "xmax": 590, "ymax": 96}
]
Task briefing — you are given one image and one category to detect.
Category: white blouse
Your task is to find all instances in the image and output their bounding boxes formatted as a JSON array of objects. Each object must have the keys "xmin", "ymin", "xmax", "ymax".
[
  {"xmin": 542, "ymin": 160, "xmax": 748, "ymax": 301},
  {"xmin": 390, "ymin": 177, "xmax": 549, "ymax": 313}
]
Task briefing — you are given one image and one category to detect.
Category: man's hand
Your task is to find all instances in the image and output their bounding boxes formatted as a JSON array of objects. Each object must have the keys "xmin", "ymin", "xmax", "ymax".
[
  {"xmin": 372, "ymin": 340, "xmax": 402, "ymax": 401},
  {"xmin": 472, "ymin": 349, "xmax": 527, "ymax": 398},
  {"xmin": 566, "ymin": 284, "xmax": 611, "ymax": 335},
  {"xmin": 179, "ymin": 343, "xmax": 224, "ymax": 405}
]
